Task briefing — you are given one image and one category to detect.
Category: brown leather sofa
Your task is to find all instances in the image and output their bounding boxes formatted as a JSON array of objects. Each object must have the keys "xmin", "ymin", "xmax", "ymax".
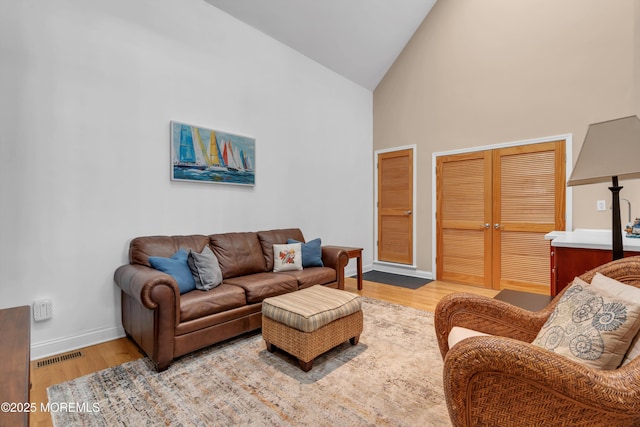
[{"xmin": 114, "ymin": 228, "xmax": 349, "ymax": 371}]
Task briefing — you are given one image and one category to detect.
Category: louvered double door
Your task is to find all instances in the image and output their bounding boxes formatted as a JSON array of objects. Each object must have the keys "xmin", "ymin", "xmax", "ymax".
[{"xmin": 436, "ymin": 141, "xmax": 565, "ymax": 294}]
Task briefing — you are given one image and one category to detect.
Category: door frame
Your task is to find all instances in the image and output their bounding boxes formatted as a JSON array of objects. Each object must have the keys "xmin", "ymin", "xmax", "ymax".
[
  {"xmin": 374, "ymin": 144, "xmax": 418, "ymax": 273},
  {"xmin": 431, "ymin": 134, "xmax": 574, "ymax": 279}
]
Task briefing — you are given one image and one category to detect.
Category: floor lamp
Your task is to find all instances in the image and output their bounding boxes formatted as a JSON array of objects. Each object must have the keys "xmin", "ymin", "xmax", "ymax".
[{"xmin": 567, "ymin": 115, "xmax": 640, "ymax": 260}]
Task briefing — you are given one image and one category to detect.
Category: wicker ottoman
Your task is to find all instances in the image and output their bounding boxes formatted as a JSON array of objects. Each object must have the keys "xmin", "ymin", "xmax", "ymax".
[{"xmin": 262, "ymin": 285, "xmax": 363, "ymax": 371}]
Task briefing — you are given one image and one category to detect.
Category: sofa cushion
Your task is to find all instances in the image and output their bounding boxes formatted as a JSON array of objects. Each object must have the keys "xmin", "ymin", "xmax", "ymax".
[
  {"xmin": 288, "ymin": 238, "xmax": 324, "ymax": 268},
  {"xmin": 257, "ymin": 228, "xmax": 305, "ymax": 271},
  {"xmin": 148, "ymin": 249, "xmax": 196, "ymax": 294},
  {"xmin": 188, "ymin": 246, "xmax": 223, "ymax": 291},
  {"xmin": 276, "ymin": 267, "xmax": 336, "ymax": 289},
  {"xmin": 130, "ymin": 235, "xmax": 210, "ymax": 267},
  {"xmin": 273, "ymin": 243, "xmax": 303, "ymax": 272},
  {"xmin": 179, "ymin": 284, "xmax": 247, "ymax": 322},
  {"xmin": 532, "ymin": 276, "xmax": 640, "ymax": 369},
  {"xmin": 209, "ymin": 232, "xmax": 267, "ymax": 279},
  {"xmin": 176, "ymin": 303, "xmax": 262, "ymax": 336},
  {"xmin": 224, "ymin": 272, "xmax": 298, "ymax": 304}
]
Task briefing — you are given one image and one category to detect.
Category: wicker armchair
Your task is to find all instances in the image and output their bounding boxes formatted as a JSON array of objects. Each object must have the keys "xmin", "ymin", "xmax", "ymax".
[{"xmin": 434, "ymin": 256, "xmax": 640, "ymax": 427}]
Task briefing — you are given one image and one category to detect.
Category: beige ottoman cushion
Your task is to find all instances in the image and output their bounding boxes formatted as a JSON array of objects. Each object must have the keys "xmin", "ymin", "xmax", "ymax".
[{"xmin": 262, "ymin": 285, "xmax": 361, "ymax": 332}]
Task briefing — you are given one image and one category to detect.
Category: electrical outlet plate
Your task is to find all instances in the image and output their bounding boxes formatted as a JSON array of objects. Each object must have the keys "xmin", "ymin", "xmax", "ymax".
[
  {"xmin": 33, "ymin": 299, "xmax": 52, "ymax": 322},
  {"xmin": 597, "ymin": 200, "xmax": 607, "ymax": 211}
]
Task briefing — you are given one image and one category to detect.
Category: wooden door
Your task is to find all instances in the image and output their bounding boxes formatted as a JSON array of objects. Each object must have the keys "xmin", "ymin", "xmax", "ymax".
[
  {"xmin": 492, "ymin": 141, "xmax": 565, "ymax": 293},
  {"xmin": 436, "ymin": 140, "xmax": 565, "ymax": 293},
  {"xmin": 436, "ymin": 151, "xmax": 492, "ymax": 288},
  {"xmin": 378, "ymin": 149, "xmax": 413, "ymax": 265}
]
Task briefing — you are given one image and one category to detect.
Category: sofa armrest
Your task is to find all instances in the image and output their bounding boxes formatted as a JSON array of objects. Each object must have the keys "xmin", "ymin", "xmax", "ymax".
[
  {"xmin": 321, "ymin": 246, "xmax": 349, "ymax": 289},
  {"xmin": 114, "ymin": 264, "xmax": 180, "ymax": 326},
  {"xmin": 434, "ymin": 292, "xmax": 553, "ymax": 358}
]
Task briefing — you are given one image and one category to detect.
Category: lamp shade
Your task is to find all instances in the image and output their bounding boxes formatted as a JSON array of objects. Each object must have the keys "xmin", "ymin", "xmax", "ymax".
[{"xmin": 567, "ymin": 115, "xmax": 640, "ymax": 186}]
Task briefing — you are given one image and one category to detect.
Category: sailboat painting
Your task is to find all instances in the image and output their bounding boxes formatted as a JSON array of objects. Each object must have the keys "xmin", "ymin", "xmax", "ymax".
[{"xmin": 170, "ymin": 121, "xmax": 255, "ymax": 186}]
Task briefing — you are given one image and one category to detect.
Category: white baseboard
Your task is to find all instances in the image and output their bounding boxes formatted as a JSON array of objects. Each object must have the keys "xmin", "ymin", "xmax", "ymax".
[
  {"xmin": 346, "ymin": 262, "xmax": 433, "ymax": 280},
  {"xmin": 31, "ymin": 326, "xmax": 126, "ymax": 361},
  {"xmin": 371, "ymin": 261, "xmax": 433, "ymax": 279}
]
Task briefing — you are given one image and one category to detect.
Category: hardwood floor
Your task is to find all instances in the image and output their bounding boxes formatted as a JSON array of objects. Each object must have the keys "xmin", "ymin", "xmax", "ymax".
[
  {"xmin": 29, "ymin": 277, "xmax": 497, "ymax": 427},
  {"xmin": 29, "ymin": 338, "xmax": 144, "ymax": 427},
  {"xmin": 344, "ymin": 276, "xmax": 498, "ymax": 310}
]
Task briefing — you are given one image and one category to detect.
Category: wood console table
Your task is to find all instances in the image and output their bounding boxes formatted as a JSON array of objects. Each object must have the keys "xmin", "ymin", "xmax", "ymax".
[
  {"xmin": 325, "ymin": 246, "xmax": 364, "ymax": 290},
  {"xmin": 0, "ymin": 305, "xmax": 31, "ymax": 427},
  {"xmin": 547, "ymin": 230, "xmax": 640, "ymax": 296}
]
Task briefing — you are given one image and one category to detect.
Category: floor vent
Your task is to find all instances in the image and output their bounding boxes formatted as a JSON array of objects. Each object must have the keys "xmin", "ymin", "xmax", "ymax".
[{"xmin": 36, "ymin": 351, "xmax": 83, "ymax": 368}]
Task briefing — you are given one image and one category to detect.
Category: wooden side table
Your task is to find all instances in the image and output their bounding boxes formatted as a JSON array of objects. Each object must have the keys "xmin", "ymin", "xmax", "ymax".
[{"xmin": 325, "ymin": 246, "xmax": 364, "ymax": 290}]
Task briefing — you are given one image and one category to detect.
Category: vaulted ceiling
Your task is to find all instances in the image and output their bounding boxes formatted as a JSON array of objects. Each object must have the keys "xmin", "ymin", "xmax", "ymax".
[{"xmin": 204, "ymin": 0, "xmax": 437, "ymax": 90}]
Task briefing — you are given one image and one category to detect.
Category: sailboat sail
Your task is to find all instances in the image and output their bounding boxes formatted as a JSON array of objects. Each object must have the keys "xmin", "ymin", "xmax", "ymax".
[
  {"xmin": 178, "ymin": 125, "xmax": 196, "ymax": 165},
  {"xmin": 240, "ymin": 149, "xmax": 247, "ymax": 170},
  {"xmin": 225, "ymin": 141, "xmax": 239, "ymax": 171},
  {"xmin": 222, "ymin": 141, "xmax": 230, "ymax": 168},
  {"xmin": 232, "ymin": 145, "xmax": 244, "ymax": 172},
  {"xmin": 244, "ymin": 151, "xmax": 253, "ymax": 171},
  {"xmin": 191, "ymin": 127, "xmax": 208, "ymax": 167},
  {"xmin": 207, "ymin": 131, "xmax": 227, "ymax": 171}
]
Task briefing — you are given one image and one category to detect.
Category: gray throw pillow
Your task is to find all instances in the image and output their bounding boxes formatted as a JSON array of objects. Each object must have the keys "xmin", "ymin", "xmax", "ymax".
[{"xmin": 188, "ymin": 246, "xmax": 223, "ymax": 291}]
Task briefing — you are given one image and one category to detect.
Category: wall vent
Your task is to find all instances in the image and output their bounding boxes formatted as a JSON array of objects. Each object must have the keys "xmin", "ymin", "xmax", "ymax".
[{"xmin": 36, "ymin": 351, "xmax": 83, "ymax": 368}]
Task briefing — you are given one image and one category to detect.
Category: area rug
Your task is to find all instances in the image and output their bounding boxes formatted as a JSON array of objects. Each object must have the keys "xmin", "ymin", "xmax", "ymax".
[
  {"xmin": 358, "ymin": 271, "xmax": 433, "ymax": 289},
  {"xmin": 47, "ymin": 298, "xmax": 451, "ymax": 426}
]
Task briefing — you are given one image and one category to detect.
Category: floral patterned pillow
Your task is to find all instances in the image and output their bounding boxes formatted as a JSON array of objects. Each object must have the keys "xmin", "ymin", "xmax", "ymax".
[
  {"xmin": 532, "ymin": 275, "xmax": 640, "ymax": 369},
  {"xmin": 272, "ymin": 243, "xmax": 303, "ymax": 272}
]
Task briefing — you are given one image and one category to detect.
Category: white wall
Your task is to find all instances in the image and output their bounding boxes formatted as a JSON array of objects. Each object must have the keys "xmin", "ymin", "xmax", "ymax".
[{"xmin": 0, "ymin": 0, "xmax": 373, "ymax": 359}]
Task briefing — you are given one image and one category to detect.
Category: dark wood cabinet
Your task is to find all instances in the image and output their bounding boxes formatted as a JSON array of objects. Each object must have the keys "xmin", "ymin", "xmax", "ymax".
[
  {"xmin": 550, "ymin": 246, "xmax": 640, "ymax": 296},
  {"xmin": 0, "ymin": 306, "xmax": 31, "ymax": 427}
]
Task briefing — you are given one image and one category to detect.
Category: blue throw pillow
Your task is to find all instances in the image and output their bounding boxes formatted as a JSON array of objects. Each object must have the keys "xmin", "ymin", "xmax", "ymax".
[
  {"xmin": 287, "ymin": 238, "xmax": 323, "ymax": 268},
  {"xmin": 148, "ymin": 249, "xmax": 196, "ymax": 294}
]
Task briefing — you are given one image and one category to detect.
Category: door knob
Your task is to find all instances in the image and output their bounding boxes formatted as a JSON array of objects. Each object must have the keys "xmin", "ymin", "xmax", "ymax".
[
  {"xmin": 494, "ymin": 223, "xmax": 500, "ymax": 229},
  {"xmin": 405, "ymin": 210, "xmax": 412, "ymax": 215},
  {"xmin": 483, "ymin": 223, "xmax": 490, "ymax": 229}
]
